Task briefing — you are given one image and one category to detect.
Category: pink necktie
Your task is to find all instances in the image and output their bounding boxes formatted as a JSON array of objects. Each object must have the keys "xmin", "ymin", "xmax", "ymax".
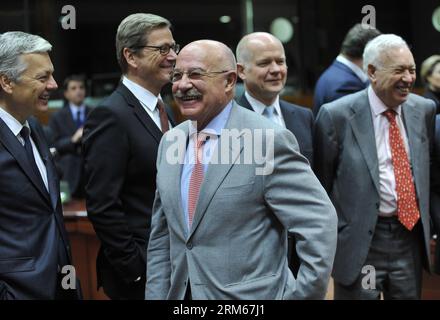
[
  {"xmin": 383, "ymin": 109, "xmax": 420, "ymax": 230},
  {"xmin": 187, "ymin": 133, "xmax": 208, "ymax": 227}
]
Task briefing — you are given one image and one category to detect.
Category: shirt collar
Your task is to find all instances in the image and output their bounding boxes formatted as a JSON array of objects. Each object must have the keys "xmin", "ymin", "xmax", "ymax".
[
  {"xmin": 245, "ymin": 91, "xmax": 281, "ymax": 117},
  {"xmin": 336, "ymin": 54, "xmax": 369, "ymax": 83},
  {"xmin": 368, "ymin": 86, "xmax": 402, "ymax": 117},
  {"xmin": 69, "ymin": 103, "xmax": 86, "ymax": 116},
  {"xmin": 189, "ymin": 100, "xmax": 233, "ymax": 138},
  {"xmin": 0, "ymin": 106, "xmax": 30, "ymax": 137},
  {"xmin": 122, "ymin": 76, "xmax": 161, "ymax": 112}
]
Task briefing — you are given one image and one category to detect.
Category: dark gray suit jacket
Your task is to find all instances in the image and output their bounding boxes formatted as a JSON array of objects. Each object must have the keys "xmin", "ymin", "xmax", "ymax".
[{"xmin": 314, "ymin": 89, "xmax": 438, "ymax": 286}]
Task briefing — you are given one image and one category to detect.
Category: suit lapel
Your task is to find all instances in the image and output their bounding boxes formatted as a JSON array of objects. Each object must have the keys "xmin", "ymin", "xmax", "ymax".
[
  {"xmin": 279, "ymin": 100, "xmax": 296, "ymax": 133},
  {"xmin": 348, "ymin": 92, "xmax": 381, "ymax": 195},
  {"xmin": 167, "ymin": 122, "xmax": 189, "ymax": 237},
  {"xmin": 117, "ymin": 84, "xmax": 163, "ymax": 144},
  {"xmin": 237, "ymin": 94, "xmax": 253, "ymax": 111},
  {"xmin": 401, "ymin": 100, "xmax": 423, "ymax": 200},
  {"xmin": 62, "ymin": 105, "xmax": 77, "ymax": 133},
  {"xmin": 188, "ymin": 103, "xmax": 244, "ymax": 238},
  {"xmin": 0, "ymin": 118, "xmax": 51, "ymax": 205}
]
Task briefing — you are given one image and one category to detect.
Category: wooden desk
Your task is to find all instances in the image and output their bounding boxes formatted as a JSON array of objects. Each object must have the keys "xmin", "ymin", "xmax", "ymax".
[{"xmin": 63, "ymin": 200, "xmax": 108, "ymax": 300}]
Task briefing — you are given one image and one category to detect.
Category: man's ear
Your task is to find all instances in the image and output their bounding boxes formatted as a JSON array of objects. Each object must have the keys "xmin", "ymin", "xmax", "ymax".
[
  {"xmin": 367, "ymin": 64, "xmax": 376, "ymax": 82},
  {"xmin": 0, "ymin": 74, "xmax": 14, "ymax": 94},
  {"xmin": 237, "ymin": 63, "xmax": 246, "ymax": 81},
  {"xmin": 123, "ymin": 48, "xmax": 138, "ymax": 69},
  {"xmin": 225, "ymin": 71, "xmax": 237, "ymax": 92}
]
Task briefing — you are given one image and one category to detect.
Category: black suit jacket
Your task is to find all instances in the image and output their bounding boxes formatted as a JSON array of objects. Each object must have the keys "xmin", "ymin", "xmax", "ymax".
[
  {"xmin": 237, "ymin": 93, "xmax": 314, "ymax": 166},
  {"xmin": 83, "ymin": 83, "xmax": 174, "ymax": 299},
  {"xmin": 0, "ymin": 116, "xmax": 78, "ymax": 299},
  {"xmin": 48, "ymin": 104, "xmax": 91, "ymax": 198}
]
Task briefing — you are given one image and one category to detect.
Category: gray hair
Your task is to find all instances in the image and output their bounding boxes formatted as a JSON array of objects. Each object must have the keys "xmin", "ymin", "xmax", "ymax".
[
  {"xmin": 116, "ymin": 13, "xmax": 171, "ymax": 74},
  {"xmin": 0, "ymin": 31, "xmax": 52, "ymax": 82},
  {"xmin": 363, "ymin": 34, "xmax": 409, "ymax": 71}
]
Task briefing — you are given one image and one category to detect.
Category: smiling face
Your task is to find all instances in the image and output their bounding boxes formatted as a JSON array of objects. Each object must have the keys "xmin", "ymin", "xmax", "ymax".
[
  {"xmin": 172, "ymin": 41, "xmax": 236, "ymax": 130},
  {"xmin": 3, "ymin": 52, "xmax": 58, "ymax": 122},
  {"xmin": 237, "ymin": 34, "xmax": 287, "ymax": 106},
  {"xmin": 368, "ymin": 46, "xmax": 416, "ymax": 108},
  {"xmin": 130, "ymin": 27, "xmax": 177, "ymax": 95}
]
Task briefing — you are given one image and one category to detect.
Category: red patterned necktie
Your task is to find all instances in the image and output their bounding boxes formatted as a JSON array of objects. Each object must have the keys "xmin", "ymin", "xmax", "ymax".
[
  {"xmin": 156, "ymin": 99, "xmax": 170, "ymax": 133},
  {"xmin": 187, "ymin": 133, "xmax": 208, "ymax": 227},
  {"xmin": 383, "ymin": 109, "xmax": 420, "ymax": 230}
]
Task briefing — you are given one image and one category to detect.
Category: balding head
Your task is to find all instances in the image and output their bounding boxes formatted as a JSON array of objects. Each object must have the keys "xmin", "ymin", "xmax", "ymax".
[
  {"xmin": 236, "ymin": 32, "xmax": 287, "ymax": 106},
  {"xmin": 236, "ymin": 32, "xmax": 284, "ymax": 67},
  {"xmin": 172, "ymin": 40, "xmax": 237, "ymax": 130},
  {"xmin": 180, "ymin": 40, "xmax": 237, "ymax": 72}
]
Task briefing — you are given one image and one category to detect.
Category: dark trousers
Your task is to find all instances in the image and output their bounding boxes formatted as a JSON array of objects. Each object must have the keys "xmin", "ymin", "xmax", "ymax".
[{"xmin": 334, "ymin": 216, "xmax": 423, "ymax": 300}]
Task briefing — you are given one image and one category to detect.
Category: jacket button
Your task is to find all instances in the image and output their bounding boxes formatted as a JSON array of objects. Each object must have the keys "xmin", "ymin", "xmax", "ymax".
[
  {"xmin": 186, "ymin": 242, "xmax": 193, "ymax": 250},
  {"xmin": 368, "ymin": 230, "xmax": 373, "ymax": 236}
]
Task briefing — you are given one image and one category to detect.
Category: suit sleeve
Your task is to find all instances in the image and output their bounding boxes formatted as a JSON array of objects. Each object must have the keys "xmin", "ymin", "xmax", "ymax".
[
  {"xmin": 431, "ymin": 115, "xmax": 440, "ymax": 235},
  {"xmin": 313, "ymin": 105, "xmax": 339, "ymax": 194},
  {"xmin": 48, "ymin": 113, "xmax": 78, "ymax": 155},
  {"xmin": 263, "ymin": 129, "xmax": 338, "ymax": 299},
  {"xmin": 145, "ymin": 139, "xmax": 171, "ymax": 299},
  {"xmin": 83, "ymin": 106, "xmax": 144, "ymax": 283}
]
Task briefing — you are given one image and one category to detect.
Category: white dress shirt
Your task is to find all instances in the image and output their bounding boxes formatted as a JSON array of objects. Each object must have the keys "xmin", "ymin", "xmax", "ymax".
[
  {"xmin": 122, "ymin": 76, "xmax": 171, "ymax": 131},
  {"xmin": 245, "ymin": 91, "xmax": 286, "ymax": 128},
  {"xmin": 0, "ymin": 106, "xmax": 49, "ymax": 191},
  {"xmin": 368, "ymin": 86, "xmax": 411, "ymax": 217}
]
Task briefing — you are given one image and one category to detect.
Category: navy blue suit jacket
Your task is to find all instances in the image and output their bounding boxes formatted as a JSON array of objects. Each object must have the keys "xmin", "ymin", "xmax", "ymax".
[
  {"xmin": 237, "ymin": 93, "xmax": 314, "ymax": 167},
  {"xmin": 313, "ymin": 60, "xmax": 367, "ymax": 116},
  {"xmin": 0, "ymin": 116, "xmax": 78, "ymax": 299},
  {"xmin": 49, "ymin": 104, "xmax": 91, "ymax": 198}
]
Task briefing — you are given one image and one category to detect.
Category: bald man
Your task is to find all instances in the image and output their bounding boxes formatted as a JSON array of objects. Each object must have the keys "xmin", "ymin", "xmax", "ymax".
[
  {"xmin": 236, "ymin": 32, "xmax": 314, "ymax": 166},
  {"xmin": 145, "ymin": 40, "xmax": 337, "ymax": 300}
]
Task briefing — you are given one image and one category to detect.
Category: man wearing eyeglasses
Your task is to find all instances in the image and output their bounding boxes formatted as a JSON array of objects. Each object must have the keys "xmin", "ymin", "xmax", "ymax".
[
  {"xmin": 83, "ymin": 13, "xmax": 176, "ymax": 300},
  {"xmin": 145, "ymin": 40, "xmax": 337, "ymax": 299}
]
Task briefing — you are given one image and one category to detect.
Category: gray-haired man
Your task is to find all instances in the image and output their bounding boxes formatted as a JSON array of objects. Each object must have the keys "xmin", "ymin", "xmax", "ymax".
[{"xmin": 0, "ymin": 31, "xmax": 80, "ymax": 299}]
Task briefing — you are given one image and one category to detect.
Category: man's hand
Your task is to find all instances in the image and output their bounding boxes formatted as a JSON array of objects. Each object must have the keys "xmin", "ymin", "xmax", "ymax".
[{"xmin": 71, "ymin": 127, "xmax": 84, "ymax": 144}]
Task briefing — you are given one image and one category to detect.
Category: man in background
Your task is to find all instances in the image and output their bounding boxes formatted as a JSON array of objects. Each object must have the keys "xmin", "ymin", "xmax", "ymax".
[
  {"xmin": 313, "ymin": 24, "xmax": 380, "ymax": 116},
  {"xmin": 49, "ymin": 74, "xmax": 90, "ymax": 199}
]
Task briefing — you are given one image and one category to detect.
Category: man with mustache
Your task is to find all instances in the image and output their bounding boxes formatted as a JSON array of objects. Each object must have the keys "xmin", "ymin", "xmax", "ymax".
[
  {"xmin": 83, "ymin": 13, "xmax": 176, "ymax": 299},
  {"xmin": 146, "ymin": 40, "xmax": 337, "ymax": 300},
  {"xmin": 314, "ymin": 34, "xmax": 439, "ymax": 299},
  {"xmin": 0, "ymin": 31, "xmax": 80, "ymax": 299}
]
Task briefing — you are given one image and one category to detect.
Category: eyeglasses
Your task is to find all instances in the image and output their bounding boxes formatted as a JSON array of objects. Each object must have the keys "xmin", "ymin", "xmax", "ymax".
[
  {"xmin": 171, "ymin": 68, "xmax": 231, "ymax": 83},
  {"xmin": 134, "ymin": 43, "xmax": 180, "ymax": 55}
]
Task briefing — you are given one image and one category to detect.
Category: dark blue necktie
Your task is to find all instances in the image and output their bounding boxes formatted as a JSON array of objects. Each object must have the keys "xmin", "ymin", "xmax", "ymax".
[
  {"xmin": 76, "ymin": 110, "xmax": 83, "ymax": 128},
  {"xmin": 20, "ymin": 126, "xmax": 45, "ymax": 185}
]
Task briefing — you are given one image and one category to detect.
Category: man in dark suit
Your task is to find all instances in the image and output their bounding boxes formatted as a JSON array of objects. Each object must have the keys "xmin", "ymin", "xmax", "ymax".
[
  {"xmin": 314, "ymin": 34, "xmax": 439, "ymax": 299},
  {"xmin": 49, "ymin": 75, "xmax": 91, "ymax": 199},
  {"xmin": 0, "ymin": 31, "xmax": 80, "ymax": 299},
  {"xmin": 83, "ymin": 13, "xmax": 177, "ymax": 299},
  {"xmin": 313, "ymin": 24, "xmax": 380, "ymax": 116},
  {"xmin": 236, "ymin": 32, "xmax": 314, "ymax": 166},
  {"xmin": 235, "ymin": 32, "xmax": 314, "ymax": 276}
]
